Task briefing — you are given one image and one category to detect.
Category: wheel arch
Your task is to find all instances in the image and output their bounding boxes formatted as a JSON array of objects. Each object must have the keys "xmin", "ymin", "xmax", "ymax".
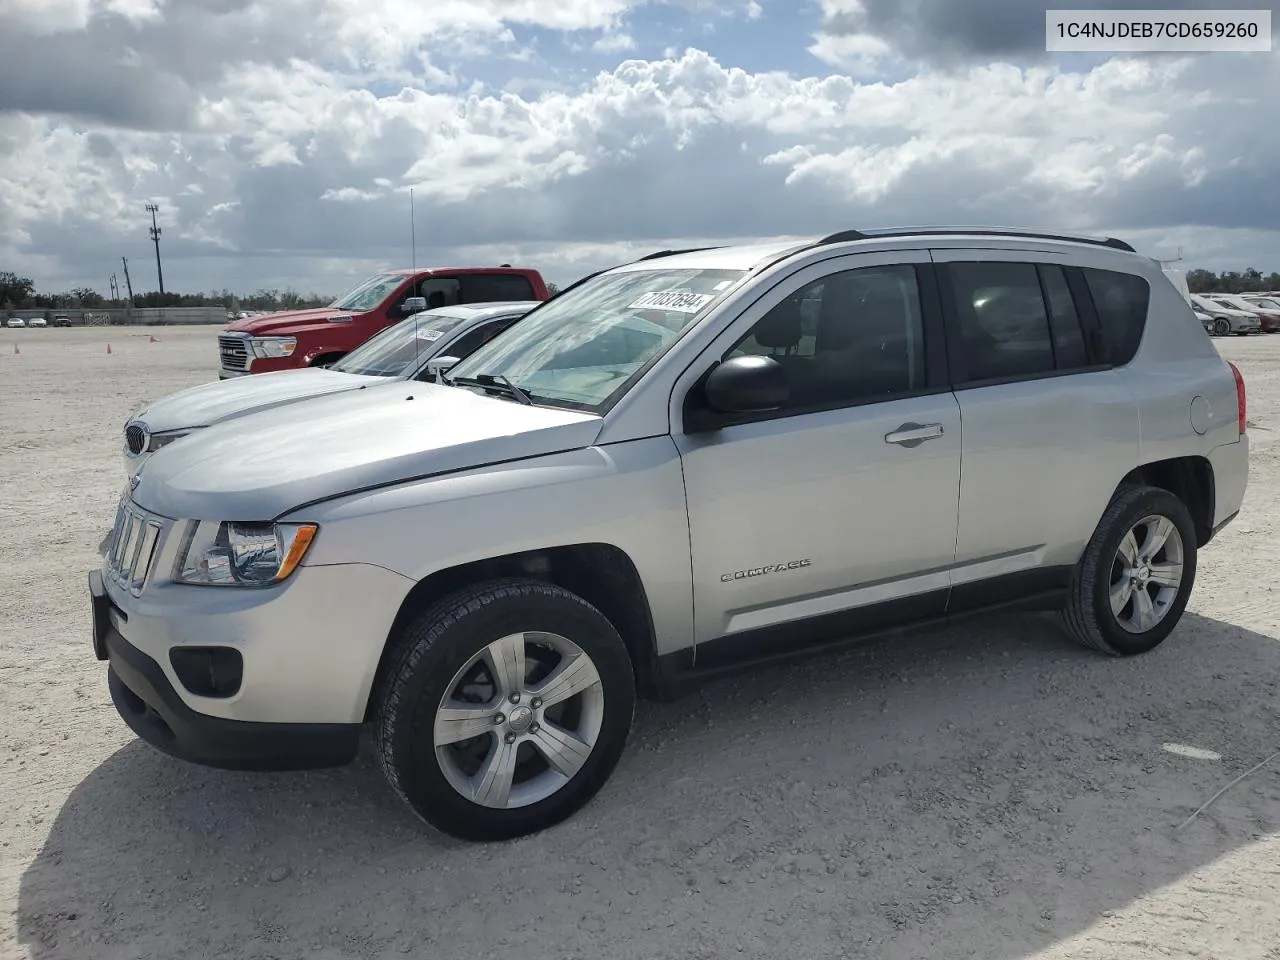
[
  {"xmin": 1117, "ymin": 455, "xmax": 1215, "ymax": 547},
  {"xmin": 364, "ymin": 542, "xmax": 667, "ymax": 720}
]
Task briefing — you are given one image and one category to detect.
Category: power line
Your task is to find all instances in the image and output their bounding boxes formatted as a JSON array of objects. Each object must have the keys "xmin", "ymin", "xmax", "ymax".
[{"xmin": 146, "ymin": 202, "xmax": 165, "ymax": 296}]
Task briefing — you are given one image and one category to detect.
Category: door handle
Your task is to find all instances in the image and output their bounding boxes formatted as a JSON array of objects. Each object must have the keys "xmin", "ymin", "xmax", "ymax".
[{"xmin": 884, "ymin": 422, "xmax": 944, "ymax": 447}]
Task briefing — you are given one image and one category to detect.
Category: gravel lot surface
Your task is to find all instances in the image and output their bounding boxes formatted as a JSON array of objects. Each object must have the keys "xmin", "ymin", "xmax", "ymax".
[{"xmin": 2, "ymin": 325, "xmax": 1279, "ymax": 960}]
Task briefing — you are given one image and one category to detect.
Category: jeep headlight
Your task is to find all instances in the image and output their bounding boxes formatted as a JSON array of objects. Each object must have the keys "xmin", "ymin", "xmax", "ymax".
[
  {"xmin": 250, "ymin": 336, "xmax": 297, "ymax": 359},
  {"xmin": 176, "ymin": 521, "xmax": 318, "ymax": 586}
]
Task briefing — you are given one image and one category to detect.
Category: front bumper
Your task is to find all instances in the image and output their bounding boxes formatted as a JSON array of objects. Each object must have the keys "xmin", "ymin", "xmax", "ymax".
[{"xmin": 91, "ymin": 570, "xmax": 361, "ymax": 770}]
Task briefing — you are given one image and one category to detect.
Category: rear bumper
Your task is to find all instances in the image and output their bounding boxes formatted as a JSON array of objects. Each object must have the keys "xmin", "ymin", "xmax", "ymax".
[
  {"xmin": 1207, "ymin": 435, "xmax": 1250, "ymax": 533},
  {"xmin": 91, "ymin": 571, "xmax": 361, "ymax": 771}
]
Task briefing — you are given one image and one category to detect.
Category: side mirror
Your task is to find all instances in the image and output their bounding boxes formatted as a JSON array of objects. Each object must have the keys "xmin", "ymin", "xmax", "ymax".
[
  {"xmin": 402, "ymin": 296, "xmax": 427, "ymax": 314},
  {"xmin": 704, "ymin": 355, "xmax": 788, "ymax": 414},
  {"xmin": 425, "ymin": 355, "xmax": 460, "ymax": 382}
]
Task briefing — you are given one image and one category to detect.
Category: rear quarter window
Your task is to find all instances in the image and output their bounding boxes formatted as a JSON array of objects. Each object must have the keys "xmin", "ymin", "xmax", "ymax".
[
  {"xmin": 1082, "ymin": 267, "xmax": 1150, "ymax": 366},
  {"xmin": 458, "ymin": 274, "xmax": 537, "ymax": 303}
]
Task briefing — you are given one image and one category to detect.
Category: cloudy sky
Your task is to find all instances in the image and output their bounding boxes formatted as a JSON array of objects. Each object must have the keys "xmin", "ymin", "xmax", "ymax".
[{"xmin": 1, "ymin": 0, "xmax": 1278, "ymax": 298}]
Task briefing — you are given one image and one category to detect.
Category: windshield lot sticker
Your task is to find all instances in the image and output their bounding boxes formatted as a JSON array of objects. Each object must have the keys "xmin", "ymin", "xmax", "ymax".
[
  {"xmin": 628, "ymin": 291, "xmax": 715, "ymax": 313},
  {"xmin": 416, "ymin": 329, "xmax": 445, "ymax": 341}
]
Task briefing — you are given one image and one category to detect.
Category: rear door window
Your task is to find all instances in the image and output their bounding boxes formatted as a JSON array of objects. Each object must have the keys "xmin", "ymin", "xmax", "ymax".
[
  {"xmin": 945, "ymin": 262, "xmax": 1055, "ymax": 382},
  {"xmin": 458, "ymin": 273, "xmax": 536, "ymax": 303}
]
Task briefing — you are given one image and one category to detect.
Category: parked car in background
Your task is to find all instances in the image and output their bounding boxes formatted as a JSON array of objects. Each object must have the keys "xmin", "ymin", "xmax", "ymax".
[
  {"xmin": 1193, "ymin": 309, "xmax": 1216, "ymax": 334},
  {"xmin": 92, "ymin": 227, "xmax": 1249, "ymax": 842},
  {"xmin": 6, "ymin": 317, "xmax": 25, "ymax": 328},
  {"xmin": 28, "ymin": 316, "xmax": 47, "ymax": 328},
  {"xmin": 51, "ymin": 315, "xmax": 72, "ymax": 327},
  {"xmin": 1237, "ymin": 294, "xmax": 1280, "ymax": 332},
  {"xmin": 122, "ymin": 302, "xmax": 538, "ymax": 477},
  {"xmin": 1190, "ymin": 294, "xmax": 1260, "ymax": 336},
  {"xmin": 217, "ymin": 266, "xmax": 551, "ymax": 379}
]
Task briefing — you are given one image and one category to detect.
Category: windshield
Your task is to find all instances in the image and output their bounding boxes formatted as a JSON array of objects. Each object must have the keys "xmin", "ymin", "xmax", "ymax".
[
  {"xmin": 330, "ymin": 273, "xmax": 408, "ymax": 312},
  {"xmin": 446, "ymin": 267, "xmax": 746, "ymax": 410},
  {"xmin": 330, "ymin": 313, "xmax": 468, "ymax": 377}
]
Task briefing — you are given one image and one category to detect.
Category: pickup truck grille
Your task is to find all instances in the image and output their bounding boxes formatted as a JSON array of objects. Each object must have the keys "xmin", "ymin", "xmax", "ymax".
[
  {"xmin": 219, "ymin": 334, "xmax": 250, "ymax": 371},
  {"xmin": 105, "ymin": 498, "xmax": 163, "ymax": 596}
]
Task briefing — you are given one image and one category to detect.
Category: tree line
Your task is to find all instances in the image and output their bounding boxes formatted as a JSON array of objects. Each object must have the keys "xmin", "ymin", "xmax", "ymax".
[
  {"xmin": 1185, "ymin": 268, "xmax": 1280, "ymax": 294},
  {"xmin": 0, "ymin": 272, "xmax": 333, "ymax": 312}
]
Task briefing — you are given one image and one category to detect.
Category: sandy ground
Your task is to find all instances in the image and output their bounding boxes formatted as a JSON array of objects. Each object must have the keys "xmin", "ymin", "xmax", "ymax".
[{"xmin": 1, "ymin": 324, "xmax": 1279, "ymax": 960}]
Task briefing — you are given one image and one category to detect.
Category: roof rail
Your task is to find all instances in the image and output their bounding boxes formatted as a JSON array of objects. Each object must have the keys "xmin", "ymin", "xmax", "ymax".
[
  {"xmin": 815, "ymin": 226, "xmax": 1135, "ymax": 253},
  {"xmin": 545, "ymin": 247, "xmax": 723, "ymax": 300},
  {"xmin": 635, "ymin": 246, "xmax": 725, "ymax": 261}
]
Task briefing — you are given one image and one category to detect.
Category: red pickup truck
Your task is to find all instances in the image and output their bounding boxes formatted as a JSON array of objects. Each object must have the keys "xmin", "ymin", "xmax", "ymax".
[{"xmin": 218, "ymin": 266, "xmax": 551, "ymax": 378}]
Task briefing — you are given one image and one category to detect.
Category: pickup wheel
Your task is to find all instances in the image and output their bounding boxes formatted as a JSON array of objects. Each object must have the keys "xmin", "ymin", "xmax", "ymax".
[
  {"xmin": 1061, "ymin": 484, "xmax": 1198, "ymax": 656},
  {"xmin": 375, "ymin": 578, "xmax": 636, "ymax": 841}
]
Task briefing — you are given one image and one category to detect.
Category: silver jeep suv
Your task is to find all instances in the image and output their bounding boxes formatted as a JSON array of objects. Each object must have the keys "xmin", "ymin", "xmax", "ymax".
[{"xmin": 89, "ymin": 227, "xmax": 1250, "ymax": 841}]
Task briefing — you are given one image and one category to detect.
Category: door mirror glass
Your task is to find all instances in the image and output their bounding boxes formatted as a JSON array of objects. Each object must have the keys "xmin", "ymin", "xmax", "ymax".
[
  {"xmin": 704, "ymin": 356, "xmax": 788, "ymax": 413},
  {"xmin": 402, "ymin": 296, "xmax": 428, "ymax": 315}
]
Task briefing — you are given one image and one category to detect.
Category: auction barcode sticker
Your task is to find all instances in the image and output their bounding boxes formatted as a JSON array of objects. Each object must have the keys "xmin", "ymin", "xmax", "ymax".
[
  {"xmin": 628, "ymin": 291, "xmax": 715, "ymax": 313},
  {"xmin": 1046, "ymin": 9, "xmax": 1271, "ymax": 51}
]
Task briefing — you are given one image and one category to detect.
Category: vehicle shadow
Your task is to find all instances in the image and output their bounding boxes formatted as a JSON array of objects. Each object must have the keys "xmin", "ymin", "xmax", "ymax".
[{"xmin": 17, "ymin": 610, "xmax": 1280, "ymax": 960}]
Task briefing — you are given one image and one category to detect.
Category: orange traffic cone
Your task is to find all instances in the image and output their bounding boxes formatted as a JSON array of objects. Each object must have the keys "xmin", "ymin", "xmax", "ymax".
[
  {"xmin": 149, "ymin": 335, "xmax": 158, "ymax": 342},
  {"xmin": 106, "ymin": 343, "xmax": 112, "ymax": 354}
]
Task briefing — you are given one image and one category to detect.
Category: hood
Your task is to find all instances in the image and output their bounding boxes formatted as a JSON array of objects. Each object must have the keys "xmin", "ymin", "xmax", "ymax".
[
  {"xmin": 130, "ymin": 381, "xmax": 603, "ymax": 521},
  {"xmin": 130, "ymin": 367, "xmax": 387, "ymax": 434},
  {"xmin": 225, "ymin": 306, "xmax": 356, "ymax": 335}
]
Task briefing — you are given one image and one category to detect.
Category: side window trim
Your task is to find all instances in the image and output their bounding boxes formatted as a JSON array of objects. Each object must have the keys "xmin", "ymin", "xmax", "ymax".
[
  {"xmin": 1033, "ymin": 265, "xmax": 1061, "ymax": 370},
  {"xmin": 683, "ymin": 262, "xmax": 948, "ymax": 433},
  {"xmin": 1063, "ymin": 265, "xmax": 1110, "ymax": 367}
]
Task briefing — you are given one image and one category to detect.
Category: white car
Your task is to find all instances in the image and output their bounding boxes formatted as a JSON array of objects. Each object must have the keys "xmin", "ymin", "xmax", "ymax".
[
  {"xmin": 92, "ymin": 226, "xmax": 1250, "ymax": 842},
  {"xmin": 6, "ymin": 317, "xmax": 25, "ymax": 328},
  {"xmin": 1189, "ymin": 294, "xmax": 1260, "ymax": 336},
  {"xmin": 121, "ymin": 302, "xmax": 537, "ymax": 477},
  {"xmin": 27, "ymin": 316, "xmax": 47, "ymax": 328}
]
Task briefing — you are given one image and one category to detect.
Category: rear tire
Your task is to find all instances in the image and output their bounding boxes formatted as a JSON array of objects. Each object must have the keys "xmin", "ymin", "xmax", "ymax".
[
  {"xmin": 375, "ymin": 578, "xmax": 636, "ymax": 842},
  {"xmin": 1061, "ymin": 484, "xmax": 1198, "ymax": 656}
]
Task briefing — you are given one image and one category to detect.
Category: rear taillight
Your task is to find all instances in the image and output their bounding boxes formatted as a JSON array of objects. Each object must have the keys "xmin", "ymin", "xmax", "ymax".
[{"xmin": 1229, "ymin": 361, "xmax": 1246, "ymax": 434}]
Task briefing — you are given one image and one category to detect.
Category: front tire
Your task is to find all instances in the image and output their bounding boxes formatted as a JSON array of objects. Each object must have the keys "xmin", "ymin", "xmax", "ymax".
[
  {"xmin": 375, "ymin": 579, "xmax": 636, "ymax": 841},
  {"xmin": 1213, "ymin": 317, "xmax": 1230, "ymax": 337},
  {"xmin": 1061, "ymin": 484, "xmax": 1198, "ymax": 656}
]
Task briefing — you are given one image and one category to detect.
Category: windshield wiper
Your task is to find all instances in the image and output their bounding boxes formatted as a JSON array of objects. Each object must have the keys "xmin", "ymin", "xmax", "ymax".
[{"xmin": 448, "ymin": 373, "xmax": 534, "ymax": 405}]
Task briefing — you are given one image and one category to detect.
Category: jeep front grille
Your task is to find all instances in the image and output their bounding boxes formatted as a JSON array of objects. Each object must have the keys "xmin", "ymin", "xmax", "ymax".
[
  {"xmin": 219, "ymin": 334, "xmax": 249, "ymax": 371},
  {"xmin": 106, "ymin": 499, "xmax": 163, "ymax": 596}
]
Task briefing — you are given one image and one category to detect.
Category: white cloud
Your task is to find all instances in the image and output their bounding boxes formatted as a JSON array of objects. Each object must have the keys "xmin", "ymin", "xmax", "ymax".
[
  {"xmin": 0, "ymin": 0, "xmax": 1277, "ymax": 295},
  {"xmin": 593, "ymin": 32, "xmax": 638, "ymax": 54}
]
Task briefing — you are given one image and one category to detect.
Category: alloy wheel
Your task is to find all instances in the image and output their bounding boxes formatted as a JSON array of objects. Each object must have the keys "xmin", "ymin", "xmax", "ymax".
[
  {"xmin": 1108, "ymin": 514, "xmax": 1185, "ymax": 634},
  {"xmin": 433, "ymin": 631, "xmax": 605, "ymax": 809}
]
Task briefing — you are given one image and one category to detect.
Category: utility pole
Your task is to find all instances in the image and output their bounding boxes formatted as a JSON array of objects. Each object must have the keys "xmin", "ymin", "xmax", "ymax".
[
  {"xmin": 121, "ymin": 256, "xmax": 134, "ymax": 301},
  {"xmin": 145, "ymin": 202, "xmax": 165, "ymax": 296}
]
